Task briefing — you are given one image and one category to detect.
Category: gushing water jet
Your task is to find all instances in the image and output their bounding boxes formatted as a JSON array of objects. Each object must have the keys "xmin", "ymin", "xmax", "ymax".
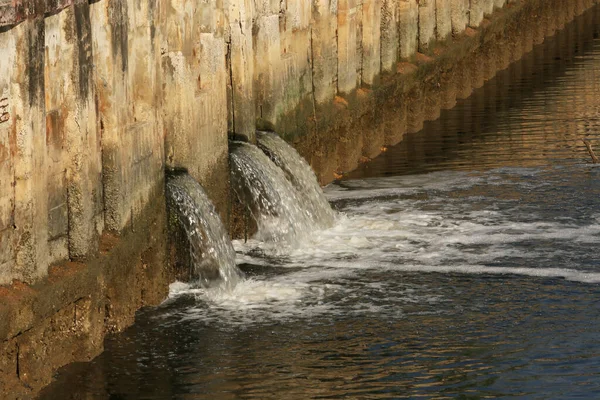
[{"xmin": 166, "ymin": 172, "xmax": 243, "ymax": 290}]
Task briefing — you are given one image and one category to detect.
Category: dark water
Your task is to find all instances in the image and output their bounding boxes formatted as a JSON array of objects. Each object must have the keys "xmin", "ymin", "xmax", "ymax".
[{"xmin": 40, "ymin": 6, "xmax": 600, "ymax": 400}]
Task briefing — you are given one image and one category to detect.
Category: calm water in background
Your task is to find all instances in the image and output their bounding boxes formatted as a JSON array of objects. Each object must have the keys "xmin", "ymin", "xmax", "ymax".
[{"xmin": 41, "ymin": 6, "xmax": 600, "ymax": 400}]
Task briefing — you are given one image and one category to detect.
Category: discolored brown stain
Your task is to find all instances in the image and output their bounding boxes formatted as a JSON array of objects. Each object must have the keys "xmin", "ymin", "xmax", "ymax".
[
  {"xmin": 109, "ymin": 0, "xmax": 129, "ymax": 73},
  {"xmin": 74, "ymin": 2, "xmax": 93, "ymax": 100},
  {"xmin": 45, "ymin": 109, "xmax": 64, "ymax": 149},
  {"xmin": 47, "ymin": 261, "xmax": 86, "ymax": 283},
  {"xmin": 0, "ymin": 280, "xmax": 36, "ymax": 304},
  {"xmin": 27, "ymin": 18, "xmax": 45, "ymax": 107}
]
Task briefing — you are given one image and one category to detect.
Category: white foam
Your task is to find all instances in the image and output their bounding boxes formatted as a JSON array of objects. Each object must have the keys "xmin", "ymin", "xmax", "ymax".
[
  {"xmin": 237, "ymin": 167, "xmax": 600, "ymax": 282},
  {"xmin": 325, "ymin": 169, "xmax": 550, "ymax": 202},
  {"xmin": 168, "ymin": 167, "xmax": 600, "ymax": 325},
  {"xmin": 384, "ymin": 264, "xmax": 600, "ymax": 283},
  {"xmin": 200, "ymin": 278, "xmax": 309, "ymax": 307}
]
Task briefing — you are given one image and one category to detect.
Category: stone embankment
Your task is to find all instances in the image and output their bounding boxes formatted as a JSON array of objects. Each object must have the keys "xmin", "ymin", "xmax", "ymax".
[{"xmin": 0, "ymin": 0, "xmax": 597, "ymax": 397}]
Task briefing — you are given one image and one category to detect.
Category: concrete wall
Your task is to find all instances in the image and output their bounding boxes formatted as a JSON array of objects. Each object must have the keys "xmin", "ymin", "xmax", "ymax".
[
  {"xmin": 0, "ymin": 0, "xmax": 598, "ymax": 287},
  {"xmin": 1, "ymin": 0, "xmax": 599, "ymax": 397},
  {"xmin": 0, "ymin": 0, "xmax": 230, "ymax": 286}
]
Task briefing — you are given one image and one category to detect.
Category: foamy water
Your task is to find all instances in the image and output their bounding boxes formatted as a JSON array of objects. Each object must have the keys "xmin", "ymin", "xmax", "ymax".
[{"xmin": 168, "ymin": 166, "xmax": 600, "ymax": 325}]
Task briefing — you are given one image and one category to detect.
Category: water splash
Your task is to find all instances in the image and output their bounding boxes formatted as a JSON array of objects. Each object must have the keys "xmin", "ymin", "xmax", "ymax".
[
  {"xmin": 256, "ymin": 131, "xmax": 336, "ymax": 227},
  {"xmin": 230, "ymin": 141, "xmax": 332, "ymax": 245},
  {"xmin": 166, "ymin": 173, "xmax": 243, "ymax": 290}
]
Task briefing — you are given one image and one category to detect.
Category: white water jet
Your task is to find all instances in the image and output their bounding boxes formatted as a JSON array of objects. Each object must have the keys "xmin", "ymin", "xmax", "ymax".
[
  {"xmin": 256, "ymin": 131, "xmax": 336, "ymax": 227},
  {"xmin": 167, "ymin": 173, "xmax": 243, "ymax": 290},
  {"xmin": 230, "ymin": 140, "xmax": 334, "ymax": 246}
]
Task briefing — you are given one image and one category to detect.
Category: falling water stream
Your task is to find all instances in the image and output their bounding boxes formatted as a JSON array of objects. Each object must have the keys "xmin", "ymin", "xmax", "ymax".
[
  {"xmin": 40, "ymin": 6, "xmax": 600, "ymax": 400},
  {"xmin": 229, "ymin": 140, "xmax": 333, "ymax": 246},
  {"xmin": 166, "ymin": 173, "xmax": 243, "ymax": 290},
  {"xmin": 255, "ymin": 131, "xmax": 336, "ymax": 228}
]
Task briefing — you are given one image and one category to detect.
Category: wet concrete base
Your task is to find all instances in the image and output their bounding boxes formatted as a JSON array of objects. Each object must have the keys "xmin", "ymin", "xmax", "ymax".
[
  {"xmin": 0, "ymin": 191, "xmax": 171, "ymax": 399},
  {"xmin": 293, "ymin": 0, "xmax": 598, "ymax": 186}
]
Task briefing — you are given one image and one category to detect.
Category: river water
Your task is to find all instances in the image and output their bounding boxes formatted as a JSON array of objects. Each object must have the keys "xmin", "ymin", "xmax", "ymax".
[{"xmin": 41, "ymin": 6, "xmax": 600, "ymax": 400}]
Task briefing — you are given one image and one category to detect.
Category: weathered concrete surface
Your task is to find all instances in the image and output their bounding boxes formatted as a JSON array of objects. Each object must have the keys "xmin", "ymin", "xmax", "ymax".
[
  {"xmin": 46, "ymin": 4, "xmax": 104, "ymax": 261},
  {"xmin": 226, "ymin": 0, "xmax": 255, "ymax": 141},
  {"xmin": 91, "ymin": 0, "xmax": 164, "ymax": 233},
  {"xmin": 436, "ymin": 0, "xmax": 453, "ymax": 41},
  {"xmin": 0, "ymin": 0, "xmax": 599, "ymax": 397},
  {"xmin": 380, "ymin": 0, "xmax": 399, "ymax": 71},
  {"xmin": 418, "ymin": 0, "xmax": 436, "ymax": 51},
  {"xmin": 0, "ymin": 18, "xmax": 48, "ymax": 286},
  {"xmin": 292, "ymin": 0, "xmax": 600, "ymax": 185},
  {"xmin": 0, "ymin": 193, "xmax": 170, "ymax": 399},
  {"xmin": 337, "ymin": 0, "xmax": 360, "ymax": 94},
  {"xmin": 451, "ymin": 0, "xmax": 469, "ymax": 34},
  {"xmin": 469, "ymin": 0, "xmax": 485, "ymax": 27},
  {"xmin": 361, "ymin": 0, "xmax": 381, "ymax": 85},
  {"xmin": 311, "ymin": 0, "xmax": 338, "ymax": 104},
  {"xmin": 161, "ymin": 0, "xmax": 230, "ymax": 217},
  {"xmin": 398, "ymin": 0, "xmax": 419, "ymax": 59},
  {"xmin": 1, "ymin": 0, "xmax": 229, "ymax": 396}
]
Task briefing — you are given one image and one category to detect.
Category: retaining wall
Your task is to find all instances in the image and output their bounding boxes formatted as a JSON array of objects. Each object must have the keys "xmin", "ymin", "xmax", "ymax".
[{"xmin": 0, "ymin": 0, "xmax": 598, "ymax": 397}]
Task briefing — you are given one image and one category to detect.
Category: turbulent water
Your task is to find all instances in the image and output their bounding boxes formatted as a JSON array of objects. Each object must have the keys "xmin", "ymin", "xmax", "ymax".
[
  {"xmin": 230, "ymin": 141, "xmax": 333, "ymax": 245},
  {"xmin": 41, "ymin": 6, "xmax": 600, "ymax": 400},
  {"xmin": 256, "ymin": 131, "xmax": 336, "ymax": 228},
  {"xmin": 166, "ymin": 174, "xmax": 243, "ymax": 290}
]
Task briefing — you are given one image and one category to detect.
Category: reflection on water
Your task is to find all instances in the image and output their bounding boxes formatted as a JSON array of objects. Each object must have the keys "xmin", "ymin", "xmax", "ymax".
[
  {"xmin": 346, "ymin": 6, "xmax": 600, "ymax": 178},
  {"xmin": 40, "ymin": 5, "xmax": 600, "ymax": 400}
]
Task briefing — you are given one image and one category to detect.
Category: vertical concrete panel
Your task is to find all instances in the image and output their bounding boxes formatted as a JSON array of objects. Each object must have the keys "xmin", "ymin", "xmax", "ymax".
[
  {"xmin": 418, "ymin": 0, "xmax": 436, "ymax": 51},
  {"xmin": 436, "ymin": 0, "xmax": 452, "ymax": 41},
  {"xmin": 91, "ymin": 0, "xmax": 164, "ymax": 232},
  {"xmin": 162, "ymin": 0, "xmax": 195, "ymax": 168},
  {"xmin": 0, "ymin": 24, "xmax": 16, "ymax": 279},
  {"xmin": 254, "ymin": 14, "xmax": 283, "ymax": 127},
  {"xmin": 398, "ymin": 0, "xmax": 418, "ymax": 59},
  {"xmin": 78, "ymin": 2, "xmax": 104, "ymax": 256},
  {"xmin": 0, "ymin": 27, "xmax": 17, "ymax": 284},
  {"xmin": 469, "ymin": 0, "xmax": 485, "ymax": 27},
  {"xmin": 22, "ymin": 19, "xmax": 48, "ymax": 282},
  {"xmin": 311, "ymin": 0, "xmax": 338, "ymax": 104},
  {"xmin": 44, "ymin": 13, "xmax": 70, "ymax": 264},
  {"xmin": 482, "ymin": 0, "xmax": 494, "ymax": 15},
  {"xmin": 0, "ymin": 19, "xmax": 49, "ymax": 285},
  {"xmin": 380, "ymin": 0, "xmax": 399, "ymax": 72},
  {"xmin": 361, "ymin": 0, "xmax": 381, "ymax": 84},
  {"xmin": 337, "ymin": 0, "xmax": 359, "ymax": 93},
  {"xmin": 226, "ymin": 0, "xmax": 255, "ymax": 139},
  {"xmin": 45, "ymin": 5, "xmax": 102, "ymax": 261},
  {"xmin": 286, "ymin": 0, "xmax": 312, "ymax": 29},
  {"xmin": 196, "ymin": 32, "xmax": 229, "ymax": 183},
  {"xmin": 163, "ymin": 0, "xmax": 229, "ymax": 196},
  {"xmin": 355, "ymin": 0, "xmax": 363, "ymax": 85},
  {"xmin": 90, "ymin": 0, "xmax": 126, "ymax": 232},
  {"xmin": 451, "ymin": 0, "xmax": 469, "ymax": 34},
  {"xmin": 254, "ymin": 0, "xmax": 280, "ymax": 15},
  {"xmin": 278, "ymin": 0, "xmax": 313, "ymax": 132}
]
